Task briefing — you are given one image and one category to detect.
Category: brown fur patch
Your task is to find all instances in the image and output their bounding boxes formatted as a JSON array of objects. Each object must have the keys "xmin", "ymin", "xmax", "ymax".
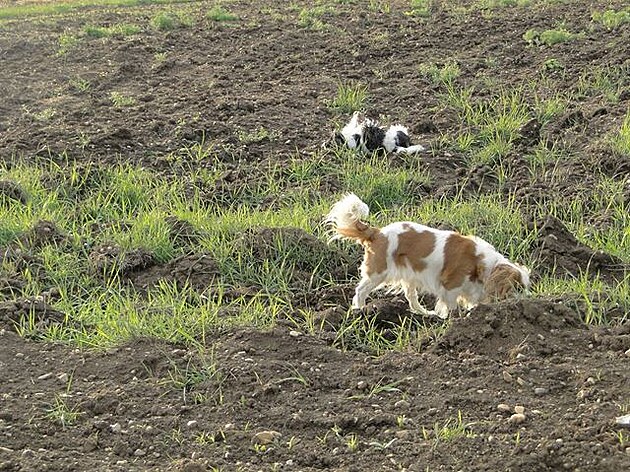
[
  {"xmin": 394, "ymin": 228, "xmax": 436, "ymax": 273},
  {"xmin": 440, "ymin": 233, "xmax": 481, "ymax": 290},
  {"xmin": 483, "ymin": 264, "xmax": 524, "ymax": 301},
  {"xmin": 363, "ymin": 231, "xmax": 388, "ymax": 275}
]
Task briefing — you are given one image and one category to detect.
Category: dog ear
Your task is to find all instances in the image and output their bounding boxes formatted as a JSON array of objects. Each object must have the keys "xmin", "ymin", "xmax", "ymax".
[{"xmin": 483, "ymin": 264, "xmax": 523, "ymax": 302}]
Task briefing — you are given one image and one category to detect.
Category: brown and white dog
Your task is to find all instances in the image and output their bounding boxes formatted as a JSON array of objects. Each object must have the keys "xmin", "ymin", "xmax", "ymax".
[{"xmin": 327, "ymin": 194, "xmax": 530, "ymax": 319}]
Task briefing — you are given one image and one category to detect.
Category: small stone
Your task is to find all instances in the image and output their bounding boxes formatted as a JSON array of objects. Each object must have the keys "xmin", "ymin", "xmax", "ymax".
[
  {"xmin": 286, "ymin": 459, "xmax": 294, "ymax": 466},
  {"xmin": 508, "ymin": 413, "xmax": 526, "ymax": 424},
  {"xmin": 516, "ymin": 353, "xmax": 526, "ymax": 360},
  {"xmin": 253, "ymin": 430, "xmax": 282, "ymax": 445},
  {"xmin": 21, "ymin": 449, "xmax": 35, "ymax": 459},
  {"xmin": 502, "ymin": 371, "xmax": 513, "ymax": 383},
  {"xmin": 57, "ymin": 373, "xmax": 69, "ymax": 383},
  {"xmin": 395, "ymin": 430, "xmax": 410, "ymax": 439},
  {"xmin": 625, "ymin": 446, "xmax": 630, "ymax": 455},
  {"xmin": 357, "ymin": 381, "xmax": 368, "ymax": 390},
  {"xmin": 186, "ymin": 420, "xmax": 198, "ymax": 429},
  {"xmin": 288, "ymin": 330, "xmax": 302, "ymax": 337},
  {"xmin": 37, "ymin": 372, "xmax": 53, "ymax": 381},
  {"xmin": 586, "ymin": 377, "xmax": 597, "ymax": 385},
  {"xmin": 625, "ymin": 348, "xmax": 630, "ymax": 358},
  {"xmin": 514, "ymin": 405, "xmax": 525, "ymax": 415},
  {"xmin": 516, "ymin": 377, "xmax": 526, "ymax": 386},
  {"xmin": 534, "ymin": 387, "xmax": 548, "ymax": 395},
  {"xmin": 497, "ymin": 403, "xmax": 511, "ymax": 413},
  {"xmin": 394, "ymin": 400, "xmax": 410, "ymax": 409},
  {"xmin": 0, "ymin": 447, "xmax": 14, "ymax": 453},
  {"xmin": 110, "ymin": 423, "xmax": 122, "ymax": 434},
  {"xmin": 615, "ymin": 414, "xmax": 630, "ymax": 428},
  {"xmin": 133, "ymin": 449, "xmax": 146, "ymax": 457}
]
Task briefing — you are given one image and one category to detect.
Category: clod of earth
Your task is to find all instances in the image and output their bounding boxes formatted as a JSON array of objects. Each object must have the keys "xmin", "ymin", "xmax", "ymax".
[
  {"xmin": 19, "ymin": 220, "xmax": 70, "ymax": 249},
  {"xmin": 508, "ymin": 413, "xmax": 526, "ymax": 424},
  {"xmin": 89, "ymin": 243, "xmax": 155, "ymax": 277},
  {"xmin": 253, "ymin": 430, "xmax": 282, "ymax": 445}
]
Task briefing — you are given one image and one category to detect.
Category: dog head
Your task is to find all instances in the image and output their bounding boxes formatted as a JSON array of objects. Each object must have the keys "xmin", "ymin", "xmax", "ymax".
[{"xmin": 483, "ymin": 263, "xmax": 530, "ymax": 302}]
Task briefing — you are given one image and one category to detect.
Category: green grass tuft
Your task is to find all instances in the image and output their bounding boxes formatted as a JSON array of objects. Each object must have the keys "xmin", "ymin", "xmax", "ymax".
[
  {"xmin": 206, "ymin": 5, "xmax": 239, "ymax": 22},
  {"xmin": 110, "ymin": 91, "xmax": 136, "ymax": 107},
  {"xmin": 151, "ymin": 10, "xmax": 193, "ymax": 30},
  {"xmin": 84, "ymin": 23, "xmax": 141, "ymax": 38},
  {"xmin": 610, "ymin": 111, "xmax": 630, "ymax": 157},
  {"xmin": 418, "ymin": 61, "xmax": 461, "ymax": 86},
  {"xmin": 327, "ymin": 82, "xmax": 368, "ymax": 114},
  {"xmin": 406, "ymin": 0, "xmax": 433, "ymax": 17},
  {"xmin": 592, "ymin": 8, "xmax": 630, "ymax": 29},
  {"xmin": 524, "ymin": 26, "xmax": 583, "ymax": 46},
  {"xmin": 297, "ymin": 5, "xmax": 334, "ymax": 30}
]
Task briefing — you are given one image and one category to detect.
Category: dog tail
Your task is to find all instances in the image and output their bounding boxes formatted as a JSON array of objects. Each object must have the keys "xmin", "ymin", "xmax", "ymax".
[
  {"xmin": 384, "ymin": 125, "xmax": 426, "ymax": 154},
  {"xmin": 395, "ymin": 144, "xmax": 426, "ymax": 154},
  {"xmin": 326, "ymin": 193, "xmax": 378, "ymax": 243}
]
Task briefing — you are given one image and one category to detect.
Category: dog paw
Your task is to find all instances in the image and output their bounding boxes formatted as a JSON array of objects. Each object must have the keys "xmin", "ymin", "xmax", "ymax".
[{"xmin": 411, "ymin": 308, "xmax": 436, "ymax": 317}]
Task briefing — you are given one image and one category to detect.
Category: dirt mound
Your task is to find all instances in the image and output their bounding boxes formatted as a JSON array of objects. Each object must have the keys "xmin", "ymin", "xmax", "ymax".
[
  {"xmin": 19, "ymin": 220, "xmax": 70, "ymax": 249},
  {"xmin": 129, "ymin": 252, "xmax": 220, "ymax": 292},
  {"xmin": 0, "ymin": 180, "xmax": 28, "ymax": 205},
  {"xmin": 236, "ymin": 227, "xmax": 358, "ymax": 287},
  {"xmin": 89, "ymin": 243, "xmax": 155, "ymax": 277},
  {"xmin": 0, "ymin": 295, "xmax": 65, "ymax": 332},
  {"xmin": 437, "ymin": 298, "xmax": 583, "ymax": 357},
  {"xmin": 0, "ymin": 247, "xmax": 47, "ymax": 290},
  {"xmin": 531, "ymin": 216, "xmax": 627, "ymax": 283}
]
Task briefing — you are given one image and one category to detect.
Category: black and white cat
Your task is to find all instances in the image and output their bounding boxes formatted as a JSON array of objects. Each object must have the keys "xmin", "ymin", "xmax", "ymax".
[{"xmin": 332, "ymin": 111, "xmax": 426, "ymax": 154}]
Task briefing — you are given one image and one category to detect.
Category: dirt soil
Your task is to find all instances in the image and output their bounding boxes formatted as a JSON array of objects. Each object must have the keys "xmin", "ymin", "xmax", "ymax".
[{"xmin": 1, "ymin": 0, "xmax": 629, "ymax": 471}]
